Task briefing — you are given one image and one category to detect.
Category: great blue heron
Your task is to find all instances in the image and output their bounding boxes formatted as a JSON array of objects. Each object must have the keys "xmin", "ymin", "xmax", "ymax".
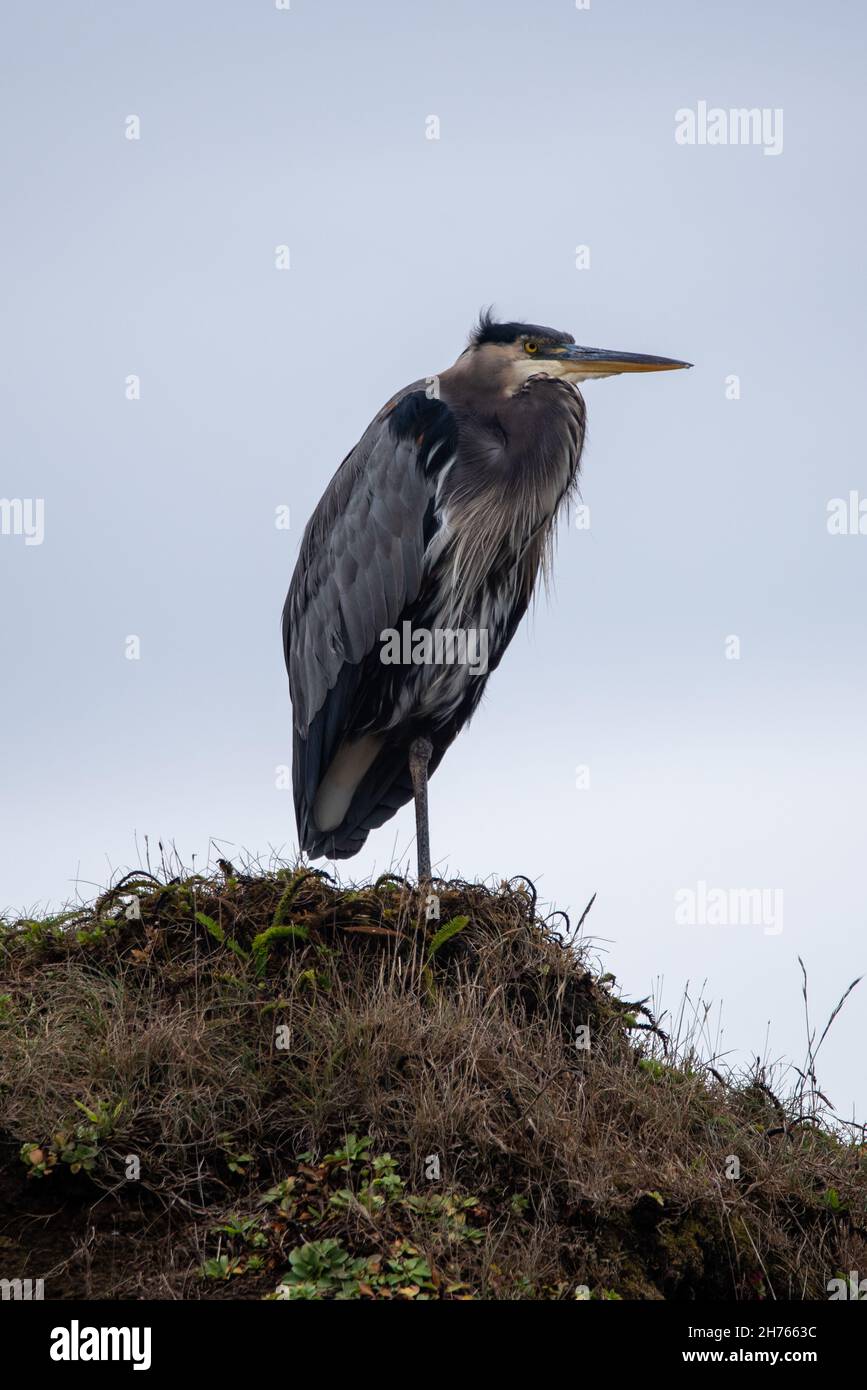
[{"xmin": 284, "ymin": 313, "xmax": 690, "ymax": 879}]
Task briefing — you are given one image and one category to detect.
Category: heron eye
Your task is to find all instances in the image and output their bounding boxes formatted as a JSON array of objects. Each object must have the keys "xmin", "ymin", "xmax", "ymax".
[{"xmin": 524, "ymin": 340, "xmax": 539, "ymax": 355}]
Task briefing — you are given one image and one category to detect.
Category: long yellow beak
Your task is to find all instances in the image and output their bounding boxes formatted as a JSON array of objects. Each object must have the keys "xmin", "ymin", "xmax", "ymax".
[{"xmin": 553, "ymin": 344, "xmax": 692, "ymax": 380}]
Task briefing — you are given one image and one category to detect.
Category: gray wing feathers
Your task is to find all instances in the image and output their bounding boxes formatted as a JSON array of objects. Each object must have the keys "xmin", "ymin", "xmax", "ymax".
[{"xmin": 284, "ymin": 405, "xmax": 432, "ymax": 740}]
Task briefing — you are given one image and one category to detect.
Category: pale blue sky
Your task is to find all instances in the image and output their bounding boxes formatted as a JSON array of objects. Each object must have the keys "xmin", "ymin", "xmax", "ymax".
[{"xmin": 2, "ymin": 0, "xmax": 865, "ymax": 1115}]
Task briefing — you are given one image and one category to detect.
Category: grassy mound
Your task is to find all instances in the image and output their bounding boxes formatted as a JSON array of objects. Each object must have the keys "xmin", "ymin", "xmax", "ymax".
[{"xmin": 1, "ymin": 867, "xmax": 864, "ymax": 1300}]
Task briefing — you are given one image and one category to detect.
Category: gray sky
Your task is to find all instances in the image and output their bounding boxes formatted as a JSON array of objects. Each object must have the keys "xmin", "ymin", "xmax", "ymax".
[{"xmin": 2, "ymin": 0, "xmax": 865, "ymax": 1116}]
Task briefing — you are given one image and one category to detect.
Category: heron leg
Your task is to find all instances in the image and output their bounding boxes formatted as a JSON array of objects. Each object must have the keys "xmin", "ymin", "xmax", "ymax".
[{"xmin": 408, "ymin": 735, "xmax": 434, "ymax": 883}]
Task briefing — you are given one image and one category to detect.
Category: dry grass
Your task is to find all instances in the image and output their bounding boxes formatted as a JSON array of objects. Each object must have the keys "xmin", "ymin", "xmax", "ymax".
[{"xmin": 1, "ymin": 863, "xmax": 865, "ymax": 1300}]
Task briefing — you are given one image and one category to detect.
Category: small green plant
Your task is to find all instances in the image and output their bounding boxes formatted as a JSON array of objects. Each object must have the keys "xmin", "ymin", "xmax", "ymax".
[
  {"xmin": 822, "ymin": 1187, "xmax": 846, "ymax": 1212},
  {"xmin": 404, "ymin": 1191, "xmax": 483, "ymax": 1241},
  {"xmin": 201, "ymin": 1254, "xmax": 245, "ymax": 1281},
  {"xmin": 638, "ymin": 1058, "xmax": 667, "ymax": 1081},
  {"xmin": 427, "ymin": 915, "xmax": 470, "ymax": 959},
  {"xmin": 323, "ymin": 1133, "xmax": 372, "ymax": 1169},
  {"xmin": 195, "ymin": 911, "xmax": 249, "ymax": 962},
  {"xmin": 276, "ymin": 1238, "xmax": 363, "ymax": 1299},
  {"xmin": 218, "ymin": 1135, "xmax": 255, "ymax": 1177},
  {"xmin": 257, "ymin": 1176, "xmax": 297, "ymax": 1212},
  {"xmin": 21, "ymin": 1099, "xmax": 124, "ymax": 1178},
  {"xmin": 75, "ymin": 925, "xmax": 106, "ymax": 947},
  {"xmin": 274, "ymin": 1238, "xmax": 436, "ymax": 1301},
  {"xmin": 20, "ymin": 1142, "xmax": 57, "ymax": 1178},
  {"xmin": 272, "ymin": 877, "xmax": 307, "ymax": 928},
  {"xmin": 370, "ymin": 1153, "xmax": 403, "ymax": 1199},
  {"xmin": 212, "ymin": 1215, "xmax": 267, "ymax": 1248},
  {"xmin": 329, "ymin": 1153, "xmax": 404, "ymax": 1213},
  {"xmin": 252, "ymin": 922, "xmax": 309, "ymax": 976}
]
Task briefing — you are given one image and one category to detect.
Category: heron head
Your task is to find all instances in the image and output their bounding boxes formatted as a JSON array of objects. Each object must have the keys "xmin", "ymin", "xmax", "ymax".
[{"xmin": 463, "ymin": 311, "xmax": 691, "ymax": 394}]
